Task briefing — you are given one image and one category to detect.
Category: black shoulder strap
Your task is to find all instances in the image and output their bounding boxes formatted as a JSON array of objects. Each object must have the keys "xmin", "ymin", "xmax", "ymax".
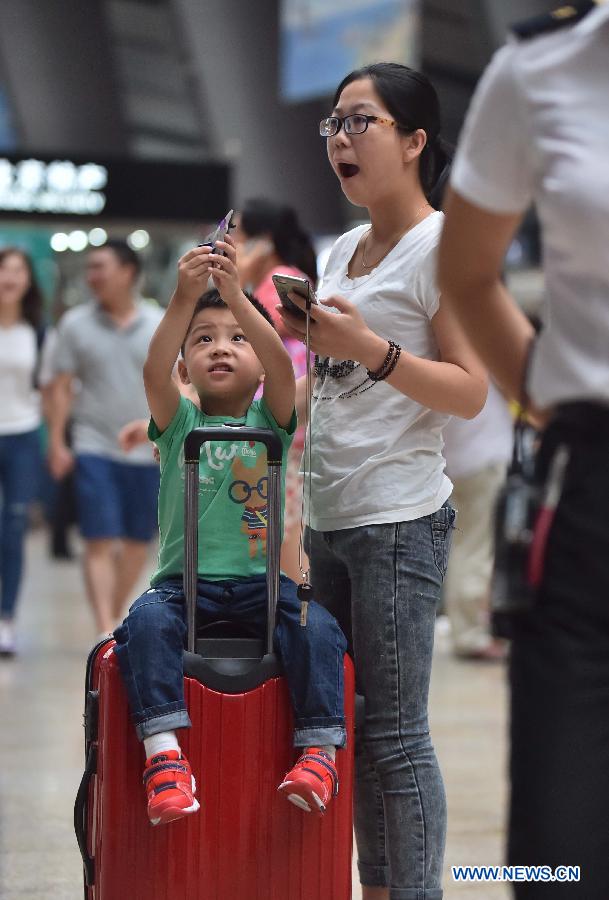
[
  {"xmin": 32, "ymin": 323, "xmax": 47, "ymax": 389},
  {"xmin": 511, "ymin": 1, "xmax": 596, "ymax": 40},
  {"xmin": 35, "ymin": 323, "xmax": 46, "ymax": 351}
]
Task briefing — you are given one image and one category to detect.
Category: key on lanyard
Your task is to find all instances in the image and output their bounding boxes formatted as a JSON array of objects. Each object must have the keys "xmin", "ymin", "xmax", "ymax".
[{"xmin": 297, "ymin": 582, "xmax": 313, "ymax": 627}]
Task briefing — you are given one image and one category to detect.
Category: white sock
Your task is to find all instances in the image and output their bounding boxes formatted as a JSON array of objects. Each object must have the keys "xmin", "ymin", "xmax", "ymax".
[{"xmin": 143, "ymin": 731, "xmax": 180, "ymax": 760}]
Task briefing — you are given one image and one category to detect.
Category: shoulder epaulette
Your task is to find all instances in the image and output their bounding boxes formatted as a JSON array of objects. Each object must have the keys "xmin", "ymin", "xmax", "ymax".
[{"xmin": 511, "ymin": 1, "xmax": 595, "ymax": 40}]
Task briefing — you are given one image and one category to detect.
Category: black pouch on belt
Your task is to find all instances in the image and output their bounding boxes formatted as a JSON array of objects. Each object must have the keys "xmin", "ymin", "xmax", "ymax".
[
  {"xmin": 490, "ymin": 413, "xmax": 541, "ymax": 638},
  {"xmin": 491, "ymin": 407, "xmax": 571, "ymax": 639}
]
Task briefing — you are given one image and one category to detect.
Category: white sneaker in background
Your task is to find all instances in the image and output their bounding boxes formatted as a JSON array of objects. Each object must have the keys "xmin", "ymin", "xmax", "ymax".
[
  {"xmin": 435, "ymin": 613, "xmax": 452, "ymax": 638},
  {"xmin": 0, "ymin": 621, "xmax": 16, "ymax": 657}
]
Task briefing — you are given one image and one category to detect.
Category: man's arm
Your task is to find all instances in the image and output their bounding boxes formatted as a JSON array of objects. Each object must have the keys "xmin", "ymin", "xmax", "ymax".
[
  {"xmin": 143, "ymin": 246, "xmax": 213, "ymax": 432},
  {"xmin": 438, "ymin": 187, "xmax": 535, "ymax": 405},
  {"xmin": 46, "ymin": 373, "xmax": 75, "ymax": 479},
  {"xmin": 213, "ymin": 237, "xmax": 295, "ymax": 428}
]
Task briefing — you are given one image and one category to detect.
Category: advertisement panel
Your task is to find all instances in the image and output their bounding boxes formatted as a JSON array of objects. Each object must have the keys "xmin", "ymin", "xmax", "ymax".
[
  {"xmin": 0, "ymin": 154, "xmax": 229, "ymax": 222},
  {"xmin": 281, "ymin": 0, "xmax": 421, "ymax": 102}
]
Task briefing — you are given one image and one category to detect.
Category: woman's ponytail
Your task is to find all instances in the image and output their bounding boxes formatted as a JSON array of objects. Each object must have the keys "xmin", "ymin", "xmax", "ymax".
[{"xmin": 426, "ymin": 137, "xmax": 453, "ymax": 210}]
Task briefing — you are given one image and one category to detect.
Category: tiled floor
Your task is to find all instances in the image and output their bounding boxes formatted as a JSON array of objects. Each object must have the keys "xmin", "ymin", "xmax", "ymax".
[{"xmin": 0, "ymin": 531, "xmax": 510, "ymax": 899}]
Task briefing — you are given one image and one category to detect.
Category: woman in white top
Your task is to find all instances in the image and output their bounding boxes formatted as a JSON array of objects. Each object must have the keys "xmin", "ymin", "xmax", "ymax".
[
  {"xmin": 0, "ymin": 248, "xmax": 45, "ymax": 656},
  {"xmin": 279, "ymin": 63, "xmax": 486, "ymax": 900},
  {"xmin": 438, "ymin": 4, "xmax": 609, "ymax": 895}
]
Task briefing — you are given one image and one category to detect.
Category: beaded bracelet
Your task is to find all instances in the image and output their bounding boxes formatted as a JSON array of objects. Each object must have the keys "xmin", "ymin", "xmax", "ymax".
[
  {"xmin": 367, "ymin": 341, "xmax": 401, "ymax": 381},
  {"xmin": 382, "ymin": 344, "xmax": 401, "ymax": 380},
  {"xmin": 366, "ymin": 340, "xmax": 395, "ymax": 381}
]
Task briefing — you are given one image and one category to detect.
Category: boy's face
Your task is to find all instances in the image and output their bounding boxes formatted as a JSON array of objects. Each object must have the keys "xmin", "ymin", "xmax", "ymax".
[{"xmin": 179, "ymin": 306, "xmax": 264, "ymax": 401}]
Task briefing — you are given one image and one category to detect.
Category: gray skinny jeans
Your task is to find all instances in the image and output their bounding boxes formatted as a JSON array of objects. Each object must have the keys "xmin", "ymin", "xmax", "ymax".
[{"xmin": 307, "ymin": 503, "xmax": 454, "ymax": 900}]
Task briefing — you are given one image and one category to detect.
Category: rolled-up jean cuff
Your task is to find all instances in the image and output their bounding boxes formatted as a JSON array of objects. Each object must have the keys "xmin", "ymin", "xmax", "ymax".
[
  {"xmin": 135, "ymin": 710, "xmax": 192, "ymax": 741},
  {"xmin": 293, "ymin": 725, "xmax": 347, "ymax": 749},
  {"xmin": 358, "ymin": 861, "xmax": 389, "ymax": 887},
  {"xmin": 389, "ymin": 891, "xmax": 443, "ymax": 900}
]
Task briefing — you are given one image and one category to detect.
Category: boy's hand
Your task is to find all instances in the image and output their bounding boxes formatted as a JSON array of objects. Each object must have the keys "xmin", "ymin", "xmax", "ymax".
[
  {"xmin": 175, "ymin": 246, "xmax": 213, "ymax": 304},
  {"xmin": 208, "ymin": 235, "xmax": 244, "ymax": 305},
  {"xmin": 118, "ymin": 419, "xmax": 150, "ymax": 452}
]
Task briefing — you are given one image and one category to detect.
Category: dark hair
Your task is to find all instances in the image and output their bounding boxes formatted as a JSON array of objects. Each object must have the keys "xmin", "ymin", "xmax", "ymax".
[
  {"xmin": 240, "ymin": 199, "xmax": 317, "ymax": 284},
  {"xmin": 0, "ymin": 247, "xmax": 44, "ymax": 329},
  {"xmin": 91, "ymin": 239, "xmax": 142, "ymax": 279},
  {"xmin": 181, "ymin": 287, "xmax": 274, "ymax": 355},
  {"xmin": 333, "ymin": 62, "xmax": 452, "ymax": 209}
]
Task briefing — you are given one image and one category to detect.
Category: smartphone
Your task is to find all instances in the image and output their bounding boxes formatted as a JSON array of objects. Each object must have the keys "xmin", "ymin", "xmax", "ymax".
[
  {"xmin": 197, "ymin": 208, "xmax": 234, "ymax": 255},
  {"xmin": 272, "ymin": 273, "xmax": 318, "ymax": 319}
]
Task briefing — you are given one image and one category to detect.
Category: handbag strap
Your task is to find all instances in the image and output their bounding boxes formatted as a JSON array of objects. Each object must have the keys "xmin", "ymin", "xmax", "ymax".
[{"xmin": 511, "ymin": 336, "xmax": 537, "ymax": 473}]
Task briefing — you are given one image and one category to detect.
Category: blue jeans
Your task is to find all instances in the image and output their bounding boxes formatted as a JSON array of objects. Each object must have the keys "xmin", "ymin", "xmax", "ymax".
[
  {"xmin": 113, "ymin": 574, "xmax": 347, "ymax": 747},
  {"xmin": 307, "ymin": 503, "xmax": 455, "ymax": 900},
  {"xmin": 0, "ymin": 429, "xmax": 41, "ymax": 620}
]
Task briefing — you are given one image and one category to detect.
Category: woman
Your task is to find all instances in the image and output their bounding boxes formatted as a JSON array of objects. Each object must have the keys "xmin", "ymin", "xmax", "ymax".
[
  {"xmin": 234, "ymin": 198, "xmax": 318, "ymax": 582},
  {"xmin": 279, "ymin": 63, "xmax": 486, "ymax": 899},
  {"xmin": 0, "ymin": 248, "xmax": 45, "ymax": 656},
  {"xmin": 438, "ymin": 4, "xmax": 609, "ymax": 895}
]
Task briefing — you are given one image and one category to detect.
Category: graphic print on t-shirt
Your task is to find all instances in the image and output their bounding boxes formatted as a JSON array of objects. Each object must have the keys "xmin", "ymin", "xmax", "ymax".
[
  {"xmin": 150, "ymin": 396, "xmax": 294, "ymax": 584},
  {"xmin": 229, "ymin": 452, "xmax": 268, "ymax": 559},
  {"xmin": 179, "ymin": 437, "xmax": 270, "ymax": 561},
  {"xmin": 313, "ymin": 355, "xmax": 372, "ymax": 401}
]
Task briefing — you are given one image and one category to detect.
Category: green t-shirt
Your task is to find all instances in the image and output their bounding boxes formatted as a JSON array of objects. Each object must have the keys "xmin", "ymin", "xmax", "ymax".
[{"xmin": 149, "ymin": 396, "xmax": 296, "ymax": 585}]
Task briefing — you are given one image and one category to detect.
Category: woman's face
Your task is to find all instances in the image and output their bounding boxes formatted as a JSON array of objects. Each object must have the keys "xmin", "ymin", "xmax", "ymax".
[
  {"xmin": 326, "ymin": 77, "xmax": 419, "ymax": 209},
  {"xmin": 0, "ymin": 252, "xmax": 31, "ymax": 311}
]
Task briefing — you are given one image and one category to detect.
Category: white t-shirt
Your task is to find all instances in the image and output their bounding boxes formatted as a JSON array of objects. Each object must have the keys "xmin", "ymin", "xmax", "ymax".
[
  {"xmin": 307, "ymin": 212, "xmax": 452, "ymax": 532},
  {"xmin": 443, "ymin": 381, "xmax": 513, "ymax": 481},
  {"xmin": 0, "ymin": 322, "xmax": 41, "ymax": 435},
  {"xmin": 450, "ymin": 4, "xmax": 609, "ymax": 409}
]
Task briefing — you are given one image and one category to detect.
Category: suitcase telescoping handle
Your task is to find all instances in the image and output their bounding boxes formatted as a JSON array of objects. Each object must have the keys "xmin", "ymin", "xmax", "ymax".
[{"xmin": 183, "ymin": 426, "xmax": 283, "ymax": 655}]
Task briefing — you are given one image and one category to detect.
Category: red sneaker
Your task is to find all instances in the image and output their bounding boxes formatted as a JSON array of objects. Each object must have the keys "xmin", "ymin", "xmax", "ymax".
[
  {"xmin": 143, "ymin": 750, "xmax": 200, "ymax": 826},
  {"xmin": 277, "ymin": 748, "xmax": 338, "ymax": 815}
]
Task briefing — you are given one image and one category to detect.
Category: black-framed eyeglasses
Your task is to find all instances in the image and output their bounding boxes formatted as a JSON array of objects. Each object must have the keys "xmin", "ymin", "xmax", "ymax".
[
  {"xmin": 319, "ymin": 114, "xmax": 411, "ymax": 138},
  {"xmin": 229, "ymin": 476, "xmax": 268, "ymax": 505}
]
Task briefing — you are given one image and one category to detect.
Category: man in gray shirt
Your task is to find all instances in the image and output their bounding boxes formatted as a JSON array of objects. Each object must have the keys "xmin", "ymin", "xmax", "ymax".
[{"xmin": 48, "ymin": 240, "xmax": 163, "ymax": 636}]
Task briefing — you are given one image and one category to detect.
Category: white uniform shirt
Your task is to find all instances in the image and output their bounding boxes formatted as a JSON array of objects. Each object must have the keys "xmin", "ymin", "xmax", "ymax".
[
  {"xmin": 0, "ymin": 322, "xmax": 41, "ymax": 435},
  {"xmin": 306, "ymin": 212, "xmax": 452, "ymax": 532},
  {"xmin": 450, "ymin": 4, "xmax": 609, "ymax": 409}
]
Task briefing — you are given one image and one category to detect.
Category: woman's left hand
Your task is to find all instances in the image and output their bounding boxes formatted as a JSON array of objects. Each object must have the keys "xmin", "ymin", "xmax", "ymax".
[{"xmin": 277, "ymin": 292, "xmax": 379, "ymax": 364}]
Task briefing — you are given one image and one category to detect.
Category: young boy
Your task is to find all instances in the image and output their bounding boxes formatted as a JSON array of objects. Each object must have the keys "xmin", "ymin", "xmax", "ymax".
[{"xmin": 113, "ymin": 236, "xmax": 347, "ymax": 826}]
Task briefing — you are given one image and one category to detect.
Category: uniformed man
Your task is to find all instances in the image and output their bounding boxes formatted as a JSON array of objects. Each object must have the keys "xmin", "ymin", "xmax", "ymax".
[{"xmin": 438, "ymin": 2, "xmax": 609, "ymax": 896}]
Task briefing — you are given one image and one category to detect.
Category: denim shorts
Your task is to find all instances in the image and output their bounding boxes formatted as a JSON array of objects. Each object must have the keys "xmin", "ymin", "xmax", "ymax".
[{"xmin": 75, "ymin": 454, "xmax": 159, "ymax": 541}]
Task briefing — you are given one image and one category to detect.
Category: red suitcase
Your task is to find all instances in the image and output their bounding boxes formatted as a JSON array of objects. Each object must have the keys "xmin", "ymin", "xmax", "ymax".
[{"xmin": 75, "ymin": 425, "xmax": 355, "ymax": 900}]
